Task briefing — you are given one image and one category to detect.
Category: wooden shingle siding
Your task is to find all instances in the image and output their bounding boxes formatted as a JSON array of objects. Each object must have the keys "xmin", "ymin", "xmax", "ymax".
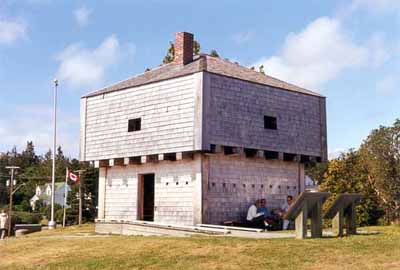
[
  {"xmin": 203, "ymin": 154, "xmax": 303, "ymax": 225},
  {"xmin": 102, "ymin": 154, "xmax": 202, "ymax": 225},
  {"xmin": 104, "ymin": 169, "xmax": 138, "ymax": 221},
  {"xmin": 82, "ymin": 74, "xmax": 199, "ymax": 161},
  {"xmin": 203, "ymin": 72, "xmax": 326, "ymax": 157},
  {"xmin": 80, "ymin": 98, "xmax": 87, "ymax": 161}
]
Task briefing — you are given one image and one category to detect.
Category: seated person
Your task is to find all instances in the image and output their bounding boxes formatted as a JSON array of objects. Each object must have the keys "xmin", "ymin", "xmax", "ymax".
[
  {"xmin": 280, "ymin": 195, "xmax": 294, "ymax": 230},
  {"xmin": 258, "ymin": 199, "xmax": 271, "ymax": 218},
  {"xmin": 246, "ymin": 199, "xmax": 268, "ymax": 229},
  {"xmin": 259, "ymin": 199, "xmax": 275, "ymax": 229}
]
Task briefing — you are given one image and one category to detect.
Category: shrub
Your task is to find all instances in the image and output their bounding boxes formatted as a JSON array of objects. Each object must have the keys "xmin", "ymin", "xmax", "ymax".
[{"xmin": 11, "ymin": 211, "xmax": 41, "ymax": 225}]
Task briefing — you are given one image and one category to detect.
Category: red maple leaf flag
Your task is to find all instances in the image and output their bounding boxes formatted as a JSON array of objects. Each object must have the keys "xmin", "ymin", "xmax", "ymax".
[{"xmin": 67, "ymin": 169, "xmax": 80, "ymax": 183}]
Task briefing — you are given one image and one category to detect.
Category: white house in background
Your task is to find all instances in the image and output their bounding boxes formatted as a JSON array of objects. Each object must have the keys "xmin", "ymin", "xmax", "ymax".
[{"xmin": 30, "ymin": 183, "xmax": 71, "ymax": 210}]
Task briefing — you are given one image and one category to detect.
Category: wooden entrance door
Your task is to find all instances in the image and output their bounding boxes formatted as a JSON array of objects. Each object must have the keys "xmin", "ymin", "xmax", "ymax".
[{"xmin": 138, "ymin": 174, "xmax": 155, "ymax": 221}]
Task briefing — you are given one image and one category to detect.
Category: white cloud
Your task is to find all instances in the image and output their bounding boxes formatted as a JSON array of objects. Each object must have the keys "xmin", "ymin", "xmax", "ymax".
[
  {"xmin": 74, "ymin": 6, "xmax": 91, "ymax": 27},
  {"xmin": 376, "ymin": 75, "xmax": 397, "ymax": 96},
  {"xmin": 253, "ymin": 17, "xmax": 369, "ymax": 90},
  {"xmin": 56, "ymin": 35, "xmax": 123, "ymax": 89},
  {"xmin": 0, "ymin": 18, "xmax": 26, "ymax": 44}
]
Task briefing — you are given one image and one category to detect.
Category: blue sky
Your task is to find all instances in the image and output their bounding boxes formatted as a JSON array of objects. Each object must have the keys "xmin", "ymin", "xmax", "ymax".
[{"xmin": 0, "ymin": 0, "xmax": 399, "ymax": 158}]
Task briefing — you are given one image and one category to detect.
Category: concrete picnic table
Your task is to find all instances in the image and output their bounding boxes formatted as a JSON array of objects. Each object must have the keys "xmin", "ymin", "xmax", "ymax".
[
  {"xmin": 324, "ymin": 193, "xmax": 363, "ymax": 237},
  {"xmin": 284, "ymin": 191, "xmax": 330, "ymax": 239}
]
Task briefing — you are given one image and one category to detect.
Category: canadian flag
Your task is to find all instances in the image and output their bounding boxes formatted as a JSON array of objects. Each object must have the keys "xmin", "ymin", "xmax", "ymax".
[{"xmin": 67, "ymin": 170, "xmax": 80, "ymax": 183}]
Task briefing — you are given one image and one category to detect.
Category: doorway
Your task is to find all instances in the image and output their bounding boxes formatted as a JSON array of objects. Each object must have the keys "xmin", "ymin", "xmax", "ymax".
[{"xmin": 138, "ymin": 174, "xmax": 155, "ymax": 221}]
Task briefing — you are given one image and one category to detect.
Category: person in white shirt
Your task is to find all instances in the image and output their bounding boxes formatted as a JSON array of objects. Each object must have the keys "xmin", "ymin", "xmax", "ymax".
[
  {"xmin": 281, "ymin": 195, "xmax": 294, "ymax": 230},
  {"xmin": 246, "ymin": 199, "xmax": 268, "ymax": 229},
  {"xmin": 0, "ymin": 210, "xmax": 8, "ymax": 239}
]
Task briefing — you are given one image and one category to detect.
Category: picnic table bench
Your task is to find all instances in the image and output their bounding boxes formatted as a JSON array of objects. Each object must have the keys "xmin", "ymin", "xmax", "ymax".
[
  {"xmin": 324, "ymin": 193, "xmax": 363, "ymax": 236},
  {"xmin": 284, "ymin": 191, "xmax": 330, "ymax": 239}
]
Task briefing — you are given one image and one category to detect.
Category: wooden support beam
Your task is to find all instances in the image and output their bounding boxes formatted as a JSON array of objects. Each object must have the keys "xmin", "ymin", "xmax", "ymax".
[
  {"xmin": 123, "ymin": 157, "xmax": 130, "ymax": 166},
  {"xmin": 109, "ymin": 158, "xmax": 124, "ymax": 167},
  {"xmin": 176, "ymin": 152, "xmax": 183, "ymax": 160},
  {"xmin": 278, "ymin": 152, "xmax": 284, "ymax": 161},
  {"xmin": 94, "ymin": 160, "xmax": 109, "ymax": 168},
  {"xmin": 158, "ymin": 154, "xmax": 165, "ymax": 161},
  {"xmin": 140, "ymin": 156, "xmax": 147, "ymax": 164},
  {"xmin": 256, "ymin": 150, "xmax": 264, "ymax": 158},
  {"xmin": 109, "ymin": 159, "xmax": 115, "ymax": 167},
  {"xmin": 232, "ymin": 147, "xmax": 244, "ymax": 155}
]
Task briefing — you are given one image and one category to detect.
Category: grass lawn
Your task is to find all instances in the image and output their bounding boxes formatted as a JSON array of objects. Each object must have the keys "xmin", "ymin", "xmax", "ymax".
[{"xmin": 1, "ymin": 225, "xmax": 399, "ymax": 270}]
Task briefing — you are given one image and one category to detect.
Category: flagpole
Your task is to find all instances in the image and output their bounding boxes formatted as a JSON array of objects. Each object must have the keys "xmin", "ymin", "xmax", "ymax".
[
  {"xmin": 49, "ymin": 79, "xmax": 58, "ymax": 230},
  {"xmin": 62, "ymin": 168, "xmax": 68, "ymax": 227}
]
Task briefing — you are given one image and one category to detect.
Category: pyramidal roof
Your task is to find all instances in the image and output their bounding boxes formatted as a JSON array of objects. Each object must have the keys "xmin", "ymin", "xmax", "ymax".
[{"xmin": 84, "ymin": 54, "xmax": 323, "ymax": 98}]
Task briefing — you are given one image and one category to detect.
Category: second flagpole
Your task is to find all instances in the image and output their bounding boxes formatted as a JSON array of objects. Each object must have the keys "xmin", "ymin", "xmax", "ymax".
[{"xmin": 62, "ymin": 168, "xmax": 68, "ymax": 227}]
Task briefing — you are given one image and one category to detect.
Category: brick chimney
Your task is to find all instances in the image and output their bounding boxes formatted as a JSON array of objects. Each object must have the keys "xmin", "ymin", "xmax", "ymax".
[{"xmin": 174, "ymin": 32, "xmax": 193, "ymax": 65}]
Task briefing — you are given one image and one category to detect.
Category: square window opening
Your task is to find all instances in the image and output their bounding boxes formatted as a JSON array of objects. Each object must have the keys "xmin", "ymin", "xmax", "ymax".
[
  {"xmin": 264, "ymin": 115, "xmax": 277, "ymax": 130},
  {"xmin": 128, "ymin": 118, "xmax": 141, "ymax": 132}
]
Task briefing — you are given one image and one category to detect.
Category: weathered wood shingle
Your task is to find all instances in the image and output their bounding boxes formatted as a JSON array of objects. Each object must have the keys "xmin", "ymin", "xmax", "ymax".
[{"xmin": 83, "ymin": 55, "xmax": 323, "ymax": 98}]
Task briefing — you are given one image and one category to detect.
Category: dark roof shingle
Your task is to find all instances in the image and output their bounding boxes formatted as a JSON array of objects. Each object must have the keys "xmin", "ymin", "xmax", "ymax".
[{"xmin": 84, "ymin": 55, "xmax": 323, "ymax": 98}]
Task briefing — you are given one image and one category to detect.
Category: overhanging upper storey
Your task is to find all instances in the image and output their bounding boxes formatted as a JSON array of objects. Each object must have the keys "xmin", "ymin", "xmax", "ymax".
[{"xmin": 80, "ymin": 32, "xmax": 327, "ymax": 164}]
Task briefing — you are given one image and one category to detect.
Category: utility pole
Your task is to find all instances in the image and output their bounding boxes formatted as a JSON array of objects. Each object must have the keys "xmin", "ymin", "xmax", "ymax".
[
  {"xmin": 49, "ymin": 79, "xmax": 58, "ymax": 230},
  {"xmin": 74, "ymin": 170, "xmax": 86, "ymax": 225},
  {"xmin": 6, "ymin": 166, "xmax": 19, "ymax": 237}
]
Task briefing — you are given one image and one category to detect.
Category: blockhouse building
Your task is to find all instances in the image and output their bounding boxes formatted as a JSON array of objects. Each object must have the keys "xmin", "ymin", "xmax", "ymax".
[{"xmin": 80, "ymin": 32, "xmax": 327, "ymax": 227}]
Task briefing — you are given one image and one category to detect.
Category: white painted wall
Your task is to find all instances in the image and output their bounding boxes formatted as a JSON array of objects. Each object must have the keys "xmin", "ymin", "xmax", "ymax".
[{"xmin": 100, "ymin": 154, "xmax": 202, "ymax": 225}]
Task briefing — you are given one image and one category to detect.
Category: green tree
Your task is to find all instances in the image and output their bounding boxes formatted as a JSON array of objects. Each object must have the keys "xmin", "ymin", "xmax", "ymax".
[
  {"xmin": 163, "ymin": 40, "xmax": 201, "ymax": 64},
  {"xmin": 20, "ymin": 141, "xmax": 39, "ymax": 168},
  {"xmin": 259, "ymin": 65, "xmax": 265, "ymax": 74},
  {"xmin": 359, "ymin": 119, "xmax": 400, "ymax": 223},
  {"xmin": 317, "ymin": 150, "xmax": 384, "ymax": 226},
  {"xmin": 193, "ymin": 40, "xmax": 200, "ymax": 55},
  {"xmin": 163, "ymin": 42, "xmax": 175, "ymax": 64},
  {"xmin": 0, "ymin": 152, "xmax": 10, "ymax": 206},
  {"xmin": 1, "ymin": 143, "xmax": 98, "ymax": 225},
  {"xmin": 210, "ymin": 49, "xmax": 220, "ymax": 57}
]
